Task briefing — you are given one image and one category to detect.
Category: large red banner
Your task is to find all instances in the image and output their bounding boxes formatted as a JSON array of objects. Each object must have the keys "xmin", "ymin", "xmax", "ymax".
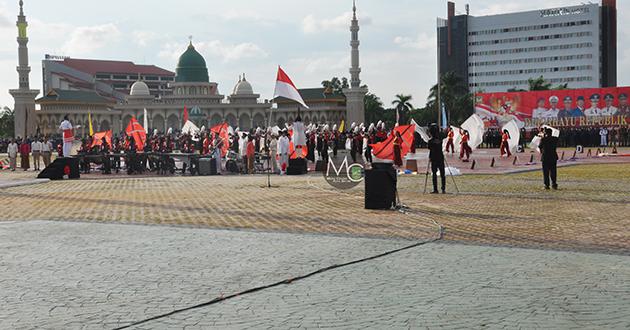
[{"xmin": 475, "ymin": 87, "xmax": 630, "ymax": 128}]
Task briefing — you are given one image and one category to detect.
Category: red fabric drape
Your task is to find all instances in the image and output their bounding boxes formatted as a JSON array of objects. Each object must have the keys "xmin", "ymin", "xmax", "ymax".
[{"xmin": 370, "ymin": 125, "xmax": 415, "ymax": 161}]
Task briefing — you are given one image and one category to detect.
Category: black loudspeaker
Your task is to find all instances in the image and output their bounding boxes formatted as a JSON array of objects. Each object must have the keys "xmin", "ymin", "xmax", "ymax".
[
  {"xmin": 365, "ymin": 162, "xmax": 397, "ymax": 210},
  {"xmin": 38, "ymin": 157, "xmax": 80, "ymax": 180},
  {"xmin": 198, "ymin": 158, "xmax": 217, "ymax": 175},
  {"xmin": 287, "ymin": 158, "xmax": 307, "ymax": 175}
]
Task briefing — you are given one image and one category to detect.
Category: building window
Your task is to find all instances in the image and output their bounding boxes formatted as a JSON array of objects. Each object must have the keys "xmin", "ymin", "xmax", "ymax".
[{"xmin": 113, "ymin": 75, "xmax": 128, "ymax": 80}]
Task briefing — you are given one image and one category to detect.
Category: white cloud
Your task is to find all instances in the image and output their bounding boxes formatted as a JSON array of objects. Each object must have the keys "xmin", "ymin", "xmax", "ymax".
[
  {"xmin": 302, "ymin": 11, "xmax": 372, "ymax": 34},
  {"xmin": 132, "ymin": 30, "xmax": 159, "ymax": 47},
  {"xmin": 287, "ymin": 53, "xmax": 348, "ymax": 75},
  {"xmin": 394, "ymin": 33, "xmax": 435, "ymax": 50},
  {"xmin": 159, "ymin": 40, "xmax": 269, "ymax": 63},
  {"xmin": 61, "ymin": 23, "xmax": 121, "ymax": 56},
  {"xmin": 0, "ymin": 8, "xmax": 11, "ymax": 27},
  {"xmin": 220, "ymin": 10, "xmax": 276, "ymax": 26}
]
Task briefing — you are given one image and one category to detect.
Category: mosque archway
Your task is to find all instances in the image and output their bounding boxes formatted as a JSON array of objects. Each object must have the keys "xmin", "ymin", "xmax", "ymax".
[
  {"xmin": 100, "ymin": 120, "xmax": 110, "ymax": 132},
  {"xmin": 210, "ymin": 114, "xmax": 223, "ymax": 126},
  {"xmin": 239, "ymin": 113, "xmax": 251, "ymax": 130},
  {"xmin": 167, "ymin": 114, "xmax": 179, "ymax": 132},
  {"xmin": 225, "ymin": 114, "xmax": 237, "ymax": 128},
  {"xmin": 276, "ymin": 117, "xmax": 286, "ymax": 127},
  {"xmin": 152, "ymin": 114, "xmax": 165, "ymax": 133},
  {"xmin": 252, "ymin": 113, "xmax": 265, "ymax": 128}
]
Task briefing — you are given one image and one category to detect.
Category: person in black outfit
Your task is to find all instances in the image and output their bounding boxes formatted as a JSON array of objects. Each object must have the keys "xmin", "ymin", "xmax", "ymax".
[
  {"xmin": 539, "ymin": 127, "xmax": 559, "ymax": 190},
  {"xmin": 428, "ymin": 124, "xmax": 446, "ymax": 194}
]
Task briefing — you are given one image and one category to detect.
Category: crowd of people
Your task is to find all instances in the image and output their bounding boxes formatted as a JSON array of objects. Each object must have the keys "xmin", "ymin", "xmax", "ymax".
[
  {"xmin": 1, "ymin": 137, "xmax": 54, "ymax": 171},
  {"xmin": 1, "ymin": 119, "xmax": 629, "ymax": 173},
  {"xmin": 481, "ymin": 126, "xmax": 630, "ymax": 149},
  {"xmin": 70, "ymin": 120, "xmax": 393, "ymax": 176}
]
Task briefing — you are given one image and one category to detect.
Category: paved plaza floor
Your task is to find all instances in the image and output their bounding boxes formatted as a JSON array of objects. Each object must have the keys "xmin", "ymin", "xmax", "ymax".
[{"xmin": 1, "ymin": 161, "xmax": 629, "ymax": 329}]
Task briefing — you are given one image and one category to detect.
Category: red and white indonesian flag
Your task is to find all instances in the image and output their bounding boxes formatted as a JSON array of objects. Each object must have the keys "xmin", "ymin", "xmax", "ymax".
[{"xmin": 273, "ymin": 66, "xmax": 309, "ymax": 109}]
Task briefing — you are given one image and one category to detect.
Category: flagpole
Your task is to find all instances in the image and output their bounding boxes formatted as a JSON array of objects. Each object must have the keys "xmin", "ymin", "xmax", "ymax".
[
  {"xmin": 436, "ymin": 19, "xmax": 441, "ymax": 129},
  {"xmin": 265, "ymin": 65, "xmax": 280, "ymax": 188}
]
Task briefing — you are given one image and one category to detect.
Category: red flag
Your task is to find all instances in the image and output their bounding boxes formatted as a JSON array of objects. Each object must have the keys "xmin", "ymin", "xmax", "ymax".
[
  {"xmin": 210, "ymin": 122, "xmax": 230, "ymax": 157},
  {"xmin": 370, "ymin": 125, "xmax": 415, "ymax": 161},
  {"xmin": 126, "ymin": 117, "xmax": 146, "ymax": 151},
  {"xmin": 273, "ymin": 66, "xmax": 309, "ymax": 108},
  {"xmin": 183, "ymin": 105, "xmax": 189, "ymax": 124},
  {"xmin": 90, "ymin": 130, "xmax": 113, "ymax": 148}
]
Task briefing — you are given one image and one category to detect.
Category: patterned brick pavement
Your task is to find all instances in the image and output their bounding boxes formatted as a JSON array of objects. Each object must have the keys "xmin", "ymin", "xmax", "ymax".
[
  {"xmin": 1, "ymin": 163, "xmax": 630, "ymax": 254},
  {"xmin": 1, "ymin": 164, "xmax": 630, "ymax": 329},
  {"xmin": 1, "ymin": 221, "xmax": 628, "ymax": 329}
]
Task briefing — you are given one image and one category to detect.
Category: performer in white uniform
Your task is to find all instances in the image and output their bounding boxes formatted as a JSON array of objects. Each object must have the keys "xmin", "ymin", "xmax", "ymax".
[
  {"xmin": 292, "ymin": 116, "xmax": 306, "ymax": 158},
  {"xmin": 277, "ymin": 130, "xmax": 290, "ymax": 175},
  {"xmin": 59, "ymin": 115, "xmax": 74, "ymax": 157}
]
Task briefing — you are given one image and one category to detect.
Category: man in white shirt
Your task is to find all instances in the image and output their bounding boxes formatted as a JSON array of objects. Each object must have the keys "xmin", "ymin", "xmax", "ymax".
[
  {"xmin": 532, "ymin": 98, "xmax": 548, "ymax": 119},
  {"xmin": 584, "ymin": 94, "xmax": 601, "ymax": 117},
  {"xmin": 600, "ymin": 127, "xmax": 608, "ymax": 147},
  {"xmin": 42, "ymin": 137, "xmax": 53, "ymax": 167},
  {"xmin": 292, "ymin": 116, "xmax": 306, "ymax": 159},
  {"xmin": 277, "ymin": 130, "xmax": 290, "ymax": 175},
  {"xmin": 542, "ymin": 96, "xmax": 560, "ymax": 118},
  {"xmin": 238, "ymin": 132, "xmax": 248, "ymax": 174},
  {"xmin": 31, "ymin": 138, "xmax": 43, "ymax": 171},
  {"xmin": 7, "ymin": 139, "xmax": 18, "ymax": 171},
  {"xmin": 600, "ymin": 94, "xmax": 618, "ymax": 116},
  {"xmin": 59, "ymin": 115, "xmax": 74, "ymax": 157}
]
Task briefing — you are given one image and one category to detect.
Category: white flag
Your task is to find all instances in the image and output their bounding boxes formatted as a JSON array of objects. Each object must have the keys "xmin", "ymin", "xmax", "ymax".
[
  {"xmin": 502, "ymin": 120, "xmax": 520, "ymax": 152},
  {"xmin": 460, "ymin": 114, "xmax": 485, "ymax": 151},
  {"xmin": 143, "ymin": 108, "xmax": 149, "ymax": 134}
]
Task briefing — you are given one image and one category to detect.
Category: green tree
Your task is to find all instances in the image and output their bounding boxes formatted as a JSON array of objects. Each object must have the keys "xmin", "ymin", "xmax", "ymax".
[
  {"xmin": 527, "ymin": 76, "xmax": 552, "ymax": 91},
  {"xmin": 392, "ymin": 94, "xmax": 413, "ymax": 124},
  {"xmin": 364, "ymin": 93, "xmax": 384, "ymax": 124},
  {"xmin": 321, "ymin": 77, "xmax": 349, "ymax": 94},
  {"xmin": 0, "ymin": 106, "xmax": 15, "ymax": 138},
  {"xmin": 427, "ymin": 71, "xmax": 472, "ymax": 125}
]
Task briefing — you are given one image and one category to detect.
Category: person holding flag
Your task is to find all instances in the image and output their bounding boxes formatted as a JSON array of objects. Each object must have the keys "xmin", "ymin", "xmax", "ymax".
[
  {"xmin": 459, "ymin": 129, "xmax": 471, "ymax": 162},
  {"xmin": 444, "ymin": 127, "xmax": 455, "ymax": 155},
  {"xmin": 272, "ymin": 66, "xmax": 308, "ymax": 174},
  {"xmin": 500, "ymin": 129, "xmax": 512, "ymax": 158}
]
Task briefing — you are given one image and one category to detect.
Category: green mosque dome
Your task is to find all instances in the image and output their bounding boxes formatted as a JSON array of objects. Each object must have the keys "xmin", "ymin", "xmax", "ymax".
[{"xmin": 175, "ymin": 42, "xmax": 209, "ymax": 83}]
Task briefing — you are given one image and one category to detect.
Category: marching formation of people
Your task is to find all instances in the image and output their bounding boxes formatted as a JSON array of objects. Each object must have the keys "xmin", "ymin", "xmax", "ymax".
[{"xmin": 481, "ymin": 126, "xmax": 630, "ymax": 149}]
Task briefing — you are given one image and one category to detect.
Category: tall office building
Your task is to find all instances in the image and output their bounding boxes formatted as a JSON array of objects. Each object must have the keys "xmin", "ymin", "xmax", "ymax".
[{"xmin": 438, "ymin": 1, "xmax": 617, "ymax": 93}]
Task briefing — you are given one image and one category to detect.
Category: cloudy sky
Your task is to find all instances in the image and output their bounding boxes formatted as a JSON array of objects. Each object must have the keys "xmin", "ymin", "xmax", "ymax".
[{"xmin": 0, "ymin": 0, "xmax": 628, "ymax": 110}]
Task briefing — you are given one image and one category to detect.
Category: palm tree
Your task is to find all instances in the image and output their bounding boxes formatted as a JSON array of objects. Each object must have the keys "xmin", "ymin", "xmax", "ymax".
[
  {"xmin": 392, "ymin": 94, "xmax": 413, "ymax": 124},
  {"xmin": 427, "ymin": 71, "xmax": 472, "ymax": 125},
  {"xmin": 321, "ymin": 77, "xmax": 349, "ymax": 94}
]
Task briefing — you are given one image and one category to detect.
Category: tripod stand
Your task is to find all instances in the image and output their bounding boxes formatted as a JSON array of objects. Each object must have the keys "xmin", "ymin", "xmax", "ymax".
[{"xmin": 422, "ymin": 157, "xmax": 460, "ymax": 194}]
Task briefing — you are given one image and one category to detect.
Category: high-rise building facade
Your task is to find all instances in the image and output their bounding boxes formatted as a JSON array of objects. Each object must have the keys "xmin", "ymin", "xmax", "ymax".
[{"xmin": 438, "ymin": 1, "xmax": 617, "ymax": 93}]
